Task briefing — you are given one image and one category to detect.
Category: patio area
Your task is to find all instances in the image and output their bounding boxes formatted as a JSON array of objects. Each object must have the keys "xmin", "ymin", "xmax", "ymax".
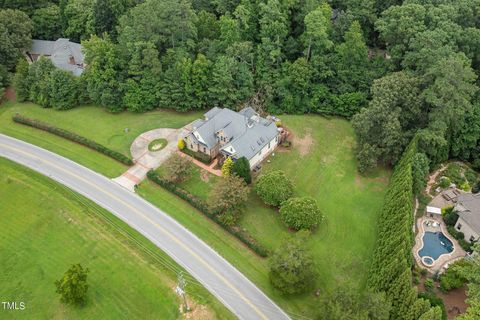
[{"xmin": 413, "ymin": 215, "xmax": 466, "ymax": 273}]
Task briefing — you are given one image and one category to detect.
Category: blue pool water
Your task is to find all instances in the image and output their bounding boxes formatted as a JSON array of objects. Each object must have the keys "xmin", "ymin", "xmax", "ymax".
[{"xmin": 418, "ymin": 232, "xmax": 454, "ymax": 260}]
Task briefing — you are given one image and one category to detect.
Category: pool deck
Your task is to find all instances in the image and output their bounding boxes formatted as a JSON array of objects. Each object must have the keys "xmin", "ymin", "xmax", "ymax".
[{"xmin": 413, "ymin": 215, "xmax": 466, "ymax": 273}]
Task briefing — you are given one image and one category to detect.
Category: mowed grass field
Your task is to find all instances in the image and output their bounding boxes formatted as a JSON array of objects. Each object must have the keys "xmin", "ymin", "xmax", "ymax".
[
  {"xmin": 0, "ymin": 157, "xmax": 233, "ymax": 320},
  {"xmin": 0, "ymin": 100, "xmax": 390, "ymax": 318},
  {"xmin": 146, "ymin": 115, "xmax": 390, "ymax": 317},
  {"xmin": 238, "ymin": 115, "xmax": 390, "ymax": 292},
  {"xmin": 0, "ymin": 102, "xmax": 201, "ymax": 177}
]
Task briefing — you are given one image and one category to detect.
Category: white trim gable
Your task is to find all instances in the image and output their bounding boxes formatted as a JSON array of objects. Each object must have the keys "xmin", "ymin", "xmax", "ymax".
[{"xmin": 193, "ymin": 130, "xmax": 206, "ymax": 145}]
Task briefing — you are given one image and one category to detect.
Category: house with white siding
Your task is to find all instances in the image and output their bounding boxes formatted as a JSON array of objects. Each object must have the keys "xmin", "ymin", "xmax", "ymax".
[{"xmin": 183, "ymin": 107, "xmax": 280, "ymax": 169}]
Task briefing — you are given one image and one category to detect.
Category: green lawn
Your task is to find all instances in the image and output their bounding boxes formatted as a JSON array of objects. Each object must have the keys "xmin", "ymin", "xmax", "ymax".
[
  {"xmin": 0, "ymin": 157, "xmax": 233, "ymax": 320},
  {"xmin": 239, "ymin": 115, "xmax": 390, "ymax": 292},
  {"xmin": 155, "ymin": 165, "xmax": 219, "ymax": 201},
  {"xmin": 0, "ymin": 100, "xmax": 390, "ymax": 318},
  {"xmin": 0, "ymin": 102, "xmax": 201, "ymax": 177},
  {"xmin": 144, "ymin": 115, "xmax": 391, "ymax": 318}
]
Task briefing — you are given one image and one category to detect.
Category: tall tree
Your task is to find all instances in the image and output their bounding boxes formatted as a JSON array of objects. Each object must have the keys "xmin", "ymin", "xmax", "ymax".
[
  {"xmin": 32, "ymin": 4, "xmax": 62, "ymax": 40},
  {"xmin": 208, "ymin": 55, "xmax": 253, "ymax": 109},
  {"xmin": 274, "ymin": 57, "xmax": 313, "ymax": 113},
  {"xmin": 375, "ymin": 4, "xmax": 427, "ymax": 65},
  {"xmin": 117, "ymin": 0, "xmax": 197, "ymax": 54},
  {"xmin": 352, "ymin": 72, "xmax": 424, "ymax": 171},
  {"xmin": 256, "ymin": 0, "xmax": 288, "ymax": 92},
  {"xmin": 0, "ymin": 9, "xmax": 33, "ymax": 71},
  {"xmin": 63, "ymin": 0, "xmax": 95, "ymax": 42},
  {"xmin": 47, "ymin": 69, "xmax": 80, "ymax": 110},
  {"xmin": 82, "ymin": 34, "xmax": 125, "ymax": 112},
  {"xmin": 269, "ymin": 232, "xmax": 316, "ymax": 294},
  {"xmin": 301, "ymin": 3, "xmax": 332, "ymax": 61},
  {"xmin": 122, "ymin": 41, "xmax": 162, "ymax": 112},
  {"xmin": 92, "ymin": 0, "xmax": 127, "ymax": 37},
  {"xmin": 26, "ymin": 58, "xmax": 56, "ymax": 107},
  {"xmin": 422, "ymin": 52, "xmax": 478, "ymax": 128},
  {"xmin": 334, "ymin": 21, "xmax": 370, "ymax": 94},
  {"xmin": 160, "ymin": 51, "xmax": 194, "ymax": 112},
  {"xmin": 13, "ymin": 59, "xmax": 30, "ymax": 102},
  {"xmin": 191, "ymin": 53, "xmax": 212, "ymax": 109}
]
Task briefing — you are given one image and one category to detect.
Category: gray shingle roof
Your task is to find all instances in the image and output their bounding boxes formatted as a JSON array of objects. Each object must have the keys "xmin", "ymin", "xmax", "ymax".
[
  {"xmin": 194, "ymin": 108, "xmax": 248, "ymax": 148},
  {"xmin": 190, "ymin": 107, "xmax": 279, "ymax": 159},
  {"xmin": 455, "ymin": 193, "xmax": 480, "ymax": 234},
  {"xmin": 222, "ymin": 119, "xmax": 278, "ymax": 160},
  {"xmin": 204, "ymin": 107, "xmax": 222, "ymax": 119},
  {"xmin": 29, "ymin": 39, "xmax": 85, "ymax": 76}
]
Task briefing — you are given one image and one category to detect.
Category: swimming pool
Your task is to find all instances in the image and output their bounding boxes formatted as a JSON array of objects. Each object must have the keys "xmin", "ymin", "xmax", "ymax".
[{"xmin": 418, "ymin": 231, "xmax": 454, "ymax": 262}]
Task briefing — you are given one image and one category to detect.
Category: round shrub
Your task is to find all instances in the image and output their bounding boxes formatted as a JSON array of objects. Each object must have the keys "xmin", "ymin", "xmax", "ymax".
[
  {"xmin": 439, "ymin": 176, "xmax": 451, "ymax": 189},
  {"xmin": 177, "ymin": 139, "xmax": 186, "ymax": 150},
  {"xmin": 254, "ymin": 170, "xmax": 293, "ymax": 207},
  {"xmin": 280, "ymin": 197, "xmax": 323, "ymax": 230}
]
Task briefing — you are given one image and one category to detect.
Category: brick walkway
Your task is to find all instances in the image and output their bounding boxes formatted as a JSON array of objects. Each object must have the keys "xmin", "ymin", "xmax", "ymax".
[{"xmin": 177, "ymin": 151, "xmax": 222, "ymax": 177}]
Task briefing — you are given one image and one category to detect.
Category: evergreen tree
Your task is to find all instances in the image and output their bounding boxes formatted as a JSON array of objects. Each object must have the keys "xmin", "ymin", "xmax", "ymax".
[
  {"xmin": 82, "ymin": 34, "xmax": 125, "ymax": 112},
  {"xmin": 231, "ymin": 156, "xmax": 251, "ymax": 184},
  {"xmin": 47, "ymin": 69, "xmax": 79, "ymax": 110}
]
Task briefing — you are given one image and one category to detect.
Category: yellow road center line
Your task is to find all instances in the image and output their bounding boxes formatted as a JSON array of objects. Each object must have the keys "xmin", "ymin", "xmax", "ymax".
[{"xmin": 1, "ymin": 142, "xmax": 269, "ymax": 320}]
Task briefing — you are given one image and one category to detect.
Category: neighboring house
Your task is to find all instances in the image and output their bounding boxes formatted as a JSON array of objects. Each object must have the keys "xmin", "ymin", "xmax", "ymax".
[
  {"xmin": 184, "ymin": 107, "xmax": 280, "ymax": 169},
  {"xmin": 454, "ymin": 193, "xmax": 480, "ymax": 242},
  {"xmin": 26, "ymin": 38, "xmax": 85, "ymax": 76}
]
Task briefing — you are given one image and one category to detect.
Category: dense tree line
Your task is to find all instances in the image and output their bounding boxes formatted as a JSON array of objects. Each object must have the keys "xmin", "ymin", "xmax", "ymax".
[
  {"xmin": 353, "ymin": 0, "xmax": 480, "ymax": 172},
  {"xmin": 14, "ymin": 58, "xmax": 86, "ymax": 110},
  {"xmin": 4, "ymin": 1, "xmax": 480, "ymax": 173},
  {"xmin": 367, "ymin": 137, "xmax": 442, "ymax": 320},
  {"xmin": 5, "ymin": 0, "xmax": 390, "ymax": 115}
]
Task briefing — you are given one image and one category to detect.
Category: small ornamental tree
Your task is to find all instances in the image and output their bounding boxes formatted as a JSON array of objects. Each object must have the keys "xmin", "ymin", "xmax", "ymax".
[
  {"xmin": 209, "ymin": 175, "xmax": 249, "ymax": 225},
  {"xmin": 269, "ymin": 232, "xmax": 316, "ymax": 294},
  {"xmin": 232, "ymin": 156, "xmax": 251, "ymax": 184},
  {"xmin": 255, "ymin": 170, "xmax": 293, "ymax": 206},
  {"xmin": 177, "ymin": 139, "xmax": 185, "ymax": 150},
  {"xmin": 163, "ymin": 153, "xmax": 192, "ymax": 183},
  {"xmin": 280, "ymin": 197, "xmax": 323, "ymax": 230},
  {"xmin": 221, "ymin": 157, "xmax": 233, "ymax": 177},
  {"xmin": 55, "ymin": 264, "xmax": 89, "ymax": 306}
]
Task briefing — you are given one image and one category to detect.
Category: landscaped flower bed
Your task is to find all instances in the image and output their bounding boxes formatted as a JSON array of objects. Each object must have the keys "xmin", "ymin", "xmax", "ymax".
[{"xmin": 148, "ymin": 138, "xmax": 167, "ymax": 152}]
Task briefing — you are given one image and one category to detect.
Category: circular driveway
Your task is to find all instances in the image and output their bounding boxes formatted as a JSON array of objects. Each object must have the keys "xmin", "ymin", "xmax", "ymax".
[
  {"xmin": 113, "ymin": 128, "xmax": 183, "ymax": 191},
  {"xmin": 130, "ymin": 128, "xmax": 181, "ymax": 166}
]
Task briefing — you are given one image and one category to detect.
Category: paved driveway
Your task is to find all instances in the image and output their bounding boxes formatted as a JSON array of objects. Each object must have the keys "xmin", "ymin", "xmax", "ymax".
[
  {"xmin": 0, "ymin": 134, "xmax": 291, "ymax": 320},
  {"xmin": 113, "ymin": 128, "xmax": 182, "ymax": 191}
]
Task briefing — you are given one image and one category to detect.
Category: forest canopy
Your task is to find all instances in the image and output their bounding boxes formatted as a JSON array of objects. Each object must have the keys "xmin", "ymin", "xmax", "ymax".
[{"xmin": 2, "ymin": 0, "xmax": 480, "ymax": 171}]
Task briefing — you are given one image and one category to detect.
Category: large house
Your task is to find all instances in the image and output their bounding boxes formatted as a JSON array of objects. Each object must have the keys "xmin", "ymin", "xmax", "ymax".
[
  {"xmin": 454, "ymin": 193, "xmax": 480, "ymax": 242},
  {"xmin": 183, "ymin": 107, "xmax": 280, "ymax": 169},
  {"xmin": 26, "ymin": 38, "xmax": 85, "ymax": 76}
]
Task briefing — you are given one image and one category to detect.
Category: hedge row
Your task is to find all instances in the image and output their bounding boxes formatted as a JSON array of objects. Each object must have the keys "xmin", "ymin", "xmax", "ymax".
[
  {"xmin": 13, "ymin": 114, "xmax": 133, "ymax": 166},
  {"xmin": 180, "ymin": 148, "xmax": 212, "ymax": 165},
  {"xmin": 367, "ymin": 137, "xmax": 442, "ymax": 320},
  {"xmin": 147, "ymin": 170, "xmax": 269, "ymax": 257}
]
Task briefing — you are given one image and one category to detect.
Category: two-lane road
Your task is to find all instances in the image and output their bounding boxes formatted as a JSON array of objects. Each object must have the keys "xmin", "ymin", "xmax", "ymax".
[{"xmin": 0, "ymin": 134, "xmax": 290, "ymax": 320}]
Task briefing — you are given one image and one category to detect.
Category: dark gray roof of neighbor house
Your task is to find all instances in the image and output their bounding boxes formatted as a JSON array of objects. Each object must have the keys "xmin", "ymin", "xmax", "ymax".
[
  {"xmin": 455, "ymin": 193, "xmax": 480, "ymax": 234},
  {"xmin": 222, "ymin": 119, "xmax": 278, "ymax": 160},
  {"xmin": 30, "ymin": 39, "xmax": 85, "ymax": 76}
]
